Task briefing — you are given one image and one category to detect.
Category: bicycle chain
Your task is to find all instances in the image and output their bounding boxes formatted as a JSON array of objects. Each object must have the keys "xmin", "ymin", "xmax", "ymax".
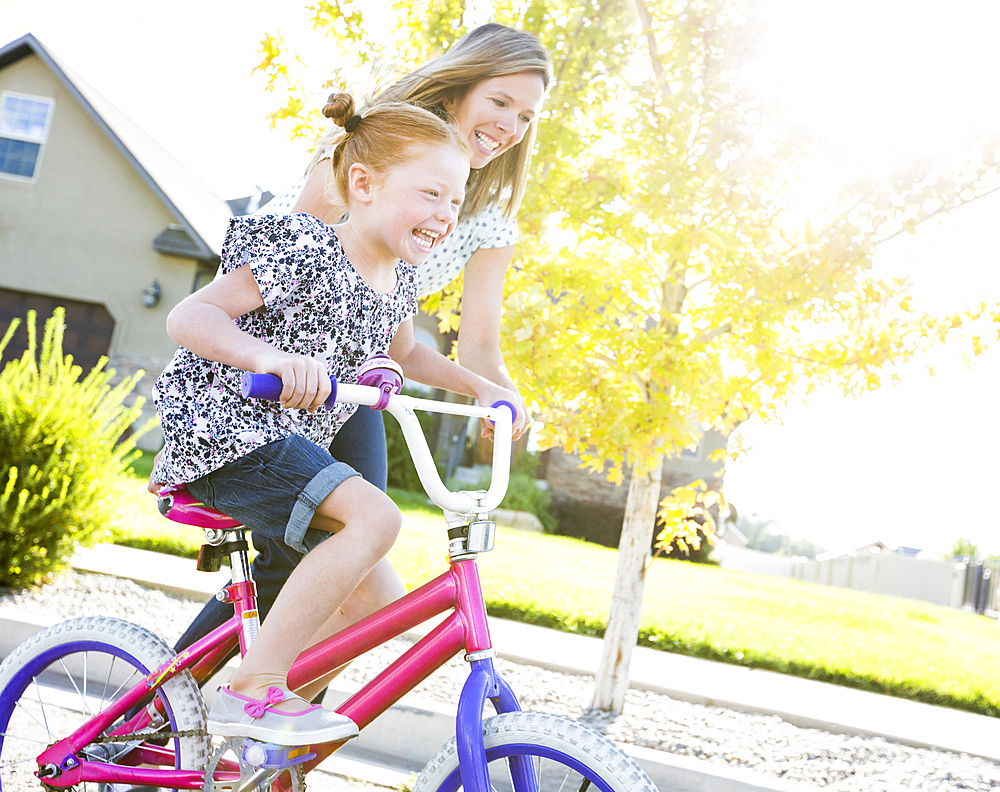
[
  {"xmin": 90, "ymin": 726, "xmax": 208, "ymax": 743},
  {"xmin": 44, "ymin": 731, "xmax": 308, "ymax": 792},
  {"xmin": 84, "ymin": 730, "xmax": 307, "ymax": 792}
]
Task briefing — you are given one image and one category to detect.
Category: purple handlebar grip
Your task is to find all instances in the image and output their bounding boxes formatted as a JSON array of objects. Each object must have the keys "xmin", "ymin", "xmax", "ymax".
[
  {"xmin": 240, "ymin": 371, "xmax": 338, "ymax": 408},
  {"xmin": 489, "ymin": 400, "xmax": 518, "ymax": 426}
]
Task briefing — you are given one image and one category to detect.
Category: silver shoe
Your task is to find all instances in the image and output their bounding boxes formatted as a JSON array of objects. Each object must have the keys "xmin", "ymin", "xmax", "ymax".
[{"xmin": 207, "ymin": 686, "xmax": 358, "ymax": 746}]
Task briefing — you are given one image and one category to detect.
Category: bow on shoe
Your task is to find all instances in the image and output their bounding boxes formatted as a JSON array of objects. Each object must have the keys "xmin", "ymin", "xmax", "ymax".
[{"xmin": 244, "ymin": 686, "xmax": 286, "ymax": 718}]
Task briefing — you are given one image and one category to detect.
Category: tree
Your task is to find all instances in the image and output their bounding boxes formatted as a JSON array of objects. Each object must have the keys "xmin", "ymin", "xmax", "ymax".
[
  {"xmin": 951, "ymin": 538, "xmax": 980, "ymax": 559},
  {"xmin": 256, "ymin": 0, "xmax": 1000, "ymax": 714}
]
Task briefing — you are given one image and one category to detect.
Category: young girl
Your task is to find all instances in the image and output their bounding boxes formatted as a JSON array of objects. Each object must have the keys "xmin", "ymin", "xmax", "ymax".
[{"xmin": 151, "ymin": 94, "xmax": 513, "ymax": 744}]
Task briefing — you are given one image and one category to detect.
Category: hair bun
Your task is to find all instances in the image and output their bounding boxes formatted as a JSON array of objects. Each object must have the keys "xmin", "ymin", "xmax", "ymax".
[{"xmin": 322, "ymin": 92, "xmax": 356, "ymax": 128}]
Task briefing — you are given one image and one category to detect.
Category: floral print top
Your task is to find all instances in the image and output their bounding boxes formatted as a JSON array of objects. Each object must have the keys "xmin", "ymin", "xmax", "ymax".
[
  {"xmin": 152, "ymin": 213, "xmax": 417, "ymax": 485},
  {"xmin": 260, "ymin": 172, "xmax": 517, "ymax": 297}
]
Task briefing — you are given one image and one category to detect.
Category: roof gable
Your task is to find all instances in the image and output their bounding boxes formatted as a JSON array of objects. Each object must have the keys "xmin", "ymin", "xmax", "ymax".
[{"xmin": 0, "ymin": 33, "xmax": 232, "ymax": 261}]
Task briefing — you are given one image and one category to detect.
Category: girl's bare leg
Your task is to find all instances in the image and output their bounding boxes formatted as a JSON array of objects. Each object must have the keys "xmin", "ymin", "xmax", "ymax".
[
  {"xmin": 228, "ymin": 476, "xmax": 401, "ymax": 712},
  {"xmin": 292, "ymin": 558, "xmax": 406, "ymax": 703}
]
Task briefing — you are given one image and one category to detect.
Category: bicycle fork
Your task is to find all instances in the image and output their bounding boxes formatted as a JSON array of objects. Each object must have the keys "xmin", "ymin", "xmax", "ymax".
[
  {"xmin": 447, "ymin": 547, "xmax": 538, "ymax": 792},
  {"xmin": 457, "ymin": 656, "xmax": 537, "ymax": 792}
]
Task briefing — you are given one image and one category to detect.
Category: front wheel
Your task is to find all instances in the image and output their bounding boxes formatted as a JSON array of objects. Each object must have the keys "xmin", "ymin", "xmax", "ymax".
[
  {"xmin": 0, "ymin": 616, "xmax": 209, "ymax": 792},
  {"xmin": 411, "ymin": 711, "xmax": 657, "ymax": 792}
]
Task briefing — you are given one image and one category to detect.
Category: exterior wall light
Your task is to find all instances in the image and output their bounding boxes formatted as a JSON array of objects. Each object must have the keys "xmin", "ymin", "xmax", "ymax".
[{"xmin": 142, "ymin": 279, "xmax": 162, "ymax": 307}]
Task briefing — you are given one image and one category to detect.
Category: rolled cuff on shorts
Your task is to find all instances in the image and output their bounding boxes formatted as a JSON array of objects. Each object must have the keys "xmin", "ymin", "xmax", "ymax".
[{"xmin": 285, "ymin": 462, "xmax": 358, "ymax": 554}]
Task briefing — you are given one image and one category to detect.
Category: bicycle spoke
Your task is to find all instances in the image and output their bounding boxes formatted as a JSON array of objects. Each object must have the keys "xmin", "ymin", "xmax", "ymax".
[
  {"xmin": 8, "ymin": 686, "xmax": 52, "ymax": 742},
  {"xmin": 1, "ymin": 752, "xmax": 47, "ymax": 770},
  {"xmin": 100, "ymin": 656, "xmax": 115, "ymax": 711},
  {"xmin": 106, "ymin": 662, "xmax": 141, "ymax": 706},
  {"xmin": 34, "ymin": 676, "xmax": 53, "ymax": 743},
  {"xmin": 59, "ymin": 657, "xmax": 95, "ymax": 719}
]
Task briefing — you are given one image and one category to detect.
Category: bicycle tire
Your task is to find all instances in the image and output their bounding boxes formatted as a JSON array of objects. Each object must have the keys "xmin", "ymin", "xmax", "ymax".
[
  {"xmin": 411, "ymin": 711, "xmax": 657, "ymax": 792},
  {"xmin": 0, "ymin": 616, "xmax": 209, "ymax": 792}
]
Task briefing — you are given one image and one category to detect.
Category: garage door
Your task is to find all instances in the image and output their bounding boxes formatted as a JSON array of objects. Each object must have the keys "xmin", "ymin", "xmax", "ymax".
[{"xmin": 0, "ymin": 288, "xmax": 115, "ymax": 377}]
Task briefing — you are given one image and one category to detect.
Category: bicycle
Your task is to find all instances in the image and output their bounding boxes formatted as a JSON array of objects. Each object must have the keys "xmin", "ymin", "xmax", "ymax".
[{"xmin": 0, "ymin": 373, "xmax": 658, "ymax": 792}]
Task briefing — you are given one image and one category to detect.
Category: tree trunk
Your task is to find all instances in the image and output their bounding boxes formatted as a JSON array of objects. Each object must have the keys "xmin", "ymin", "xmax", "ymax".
[{"xmin": 591, "ymin": 455, "xmax": 664, "ymax": 713}]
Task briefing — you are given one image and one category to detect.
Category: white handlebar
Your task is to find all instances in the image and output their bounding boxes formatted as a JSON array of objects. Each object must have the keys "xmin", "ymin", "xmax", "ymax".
[{"xmin": 335, "ymin": 384, "xmax": 513, "ymax": 515}]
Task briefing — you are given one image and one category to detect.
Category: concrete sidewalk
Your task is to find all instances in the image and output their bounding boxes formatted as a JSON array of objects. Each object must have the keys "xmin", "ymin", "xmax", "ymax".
[{"xmin": 4, "ymin": 543, "xmax": 998, "ymax": 791}]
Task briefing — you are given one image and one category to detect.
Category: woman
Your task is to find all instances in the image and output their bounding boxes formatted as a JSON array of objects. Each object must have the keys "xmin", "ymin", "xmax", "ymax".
[{"xmin": 172, "ymin": 24, "xmax": 553, "ymax": 680}]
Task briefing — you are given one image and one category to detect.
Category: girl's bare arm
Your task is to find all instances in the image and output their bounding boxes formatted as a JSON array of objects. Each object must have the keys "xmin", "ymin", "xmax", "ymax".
[{"xmin": 166, "ymin": 265, "xmax": 330, "ymax": 411}]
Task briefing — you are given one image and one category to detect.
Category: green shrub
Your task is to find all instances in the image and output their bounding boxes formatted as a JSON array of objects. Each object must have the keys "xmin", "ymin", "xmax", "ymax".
[
  {"xmin": 0, "ymin": 309, "xmax": 151, "ymax": 588},
  {"xmin": 476, "ymin": 452, "xmax": 556, "ymax": 532}
]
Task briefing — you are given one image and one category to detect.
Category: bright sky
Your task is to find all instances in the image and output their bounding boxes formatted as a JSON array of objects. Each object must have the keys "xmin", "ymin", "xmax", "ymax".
[
  {"xmin": 3, "ymin": 1, "xmax": 998, "ymax": 556},
  {"xmin": 728, "ymin": 0, "xmax": 1000, "ymax": 556},
  {"xmin": 0, "ymin": 0, "xmax": 364, "ymax": 199}
]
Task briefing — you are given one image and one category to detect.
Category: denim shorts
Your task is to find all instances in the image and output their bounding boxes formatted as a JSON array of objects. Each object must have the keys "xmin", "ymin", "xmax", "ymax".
[{"xmin": 186, "ymin": 435, "xmax": 359, "ymax": 555}]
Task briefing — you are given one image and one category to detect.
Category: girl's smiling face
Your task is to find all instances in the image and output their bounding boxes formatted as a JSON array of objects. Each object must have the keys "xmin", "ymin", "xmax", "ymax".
[
  {"xmin": 365, "ymin": 143, "xmax": 470, "ymax": 266},
  {"xmin": 443, "ymin": 72, "xmax": 547, "ymax": 169}
]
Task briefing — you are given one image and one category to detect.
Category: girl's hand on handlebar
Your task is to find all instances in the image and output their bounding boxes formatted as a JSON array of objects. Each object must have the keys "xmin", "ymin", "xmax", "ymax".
[
  {"xmin": 260, "ymin": 354, "xmax": 332, "ymax": 412},
  {"xmin": 476, "ymin": 382, "xmax": 530, "ymax": 441}
]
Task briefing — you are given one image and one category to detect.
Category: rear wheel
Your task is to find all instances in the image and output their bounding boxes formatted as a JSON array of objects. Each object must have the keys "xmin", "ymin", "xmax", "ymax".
[
  {"xmin": 411, "ymin": 711, "xmax": 657, "ymax": 792},
  {"xmin": 0, "ymin": 616, "xmax": 209, "ymax": 792}
]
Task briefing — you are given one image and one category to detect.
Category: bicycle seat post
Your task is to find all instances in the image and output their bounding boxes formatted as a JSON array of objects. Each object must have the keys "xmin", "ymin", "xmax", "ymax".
[{"xmin": 210, "ymin": 528, "xmax": 260, "ymax": 656}]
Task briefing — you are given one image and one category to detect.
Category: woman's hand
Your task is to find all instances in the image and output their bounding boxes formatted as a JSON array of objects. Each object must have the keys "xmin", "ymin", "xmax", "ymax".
[
  {"xmin": 259, "ymin": 354, "xmax": 332, "ymax": 412},
  {"xmin": 147, "ymin": 449, "xmax": 165, "ymax": 495},
  {"xmin": 475, "ymin": 381, "xmax": 530, "ymax": 442}
]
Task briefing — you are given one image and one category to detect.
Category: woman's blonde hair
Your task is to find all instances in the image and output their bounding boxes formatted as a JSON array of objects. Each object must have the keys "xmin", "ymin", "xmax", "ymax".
[
  {"xmin": 311, "ymin": 23, "xmax": 553, "ymax": 220},
  {"xmin": 323, "ymin": 92, "xmax": 469, "ymax": 204}
]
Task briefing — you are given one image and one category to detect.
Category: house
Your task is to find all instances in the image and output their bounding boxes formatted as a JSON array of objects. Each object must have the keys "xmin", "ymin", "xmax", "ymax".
[
  {"xmin": 542, "ymin": 428, "xmax": 730, "ymax": 548},
  {"xmin": 0, "ymin": 33, "xmax": 233, "ymax": 449}
]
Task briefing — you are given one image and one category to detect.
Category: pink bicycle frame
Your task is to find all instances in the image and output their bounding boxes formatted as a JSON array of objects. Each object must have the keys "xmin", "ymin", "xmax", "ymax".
[{"xmin": 36, "ymin": 548, "xmax": 523, "ymax": 791}]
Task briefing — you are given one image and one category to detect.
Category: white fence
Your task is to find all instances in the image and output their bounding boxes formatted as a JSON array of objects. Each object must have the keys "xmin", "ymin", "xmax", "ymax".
[{"xmin": 713, "ymin": 543, "xmax": 968, "ymax": 609}]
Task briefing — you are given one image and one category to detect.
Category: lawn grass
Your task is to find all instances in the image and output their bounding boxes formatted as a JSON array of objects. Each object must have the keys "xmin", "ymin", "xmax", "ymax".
[{"xmin": 109, "ymin": 466, "xmax": 1000, "ymax": 718}]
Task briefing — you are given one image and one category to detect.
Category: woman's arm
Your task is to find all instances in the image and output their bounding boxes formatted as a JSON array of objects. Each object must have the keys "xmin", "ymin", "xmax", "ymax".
[
  {"xmin": 166, "ymin": 265, "xmax": 331, "ymax": 411},
  {"xmin": 454, "ymin": 245, "xmax": 530, "ymax": 438},
  {"xmin": 290, "ymin": 164, "xmax": 347, "ymax": 225},
  {"xmin": 388, "ymin": 318, "xmax": 523, "ymax": 439}
]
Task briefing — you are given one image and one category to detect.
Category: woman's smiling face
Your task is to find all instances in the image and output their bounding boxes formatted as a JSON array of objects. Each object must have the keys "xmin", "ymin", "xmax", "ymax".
[{"xmin": 443, "ymin": 72, "xmax": 547, "ymax": 169}]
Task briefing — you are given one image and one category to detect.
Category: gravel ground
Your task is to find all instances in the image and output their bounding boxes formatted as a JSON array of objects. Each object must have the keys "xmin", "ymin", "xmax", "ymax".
[{"xmin": 2, "ymin": 571, "xmax": 999, "ymax": 791}]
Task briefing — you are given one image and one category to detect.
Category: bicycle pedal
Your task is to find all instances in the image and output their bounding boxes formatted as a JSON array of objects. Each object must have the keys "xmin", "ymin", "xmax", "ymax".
[{"xmin": 240, "ymin": 739, "xmax": 315, "ymax": 769}]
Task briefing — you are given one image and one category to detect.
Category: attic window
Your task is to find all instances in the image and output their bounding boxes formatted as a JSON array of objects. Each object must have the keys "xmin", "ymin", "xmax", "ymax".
[{"xmin": 0, "ymin": 91, "xmax": 55, "ymax": 181}]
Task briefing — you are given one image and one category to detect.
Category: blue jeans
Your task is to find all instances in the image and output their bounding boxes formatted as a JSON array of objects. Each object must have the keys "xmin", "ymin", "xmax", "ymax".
[{"xmin": 172, "ymin": 407, "xmax": 388, "ymax": 663}]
